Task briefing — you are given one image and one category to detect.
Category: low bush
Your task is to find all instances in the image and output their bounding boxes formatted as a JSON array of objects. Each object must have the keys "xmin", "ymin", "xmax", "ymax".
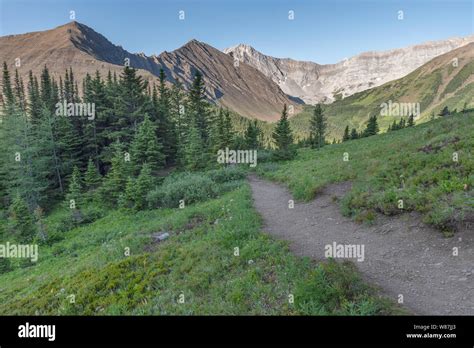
[
  {"xmin": 55, "ymin": 206, "xmax": 106, "ymax": 233},
  {"xmin": 207, "ymin": 166, "xmax": 246, "ymax": 183},
  {"xmin": 147, "ymin": 173, "xmax": 218, "ymax": 208}
]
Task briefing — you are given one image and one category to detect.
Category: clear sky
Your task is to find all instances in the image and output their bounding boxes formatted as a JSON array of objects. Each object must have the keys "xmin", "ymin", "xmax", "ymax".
[{"xmin": 0, "ymin": 0, "xmax": 472, "ymax": 64}]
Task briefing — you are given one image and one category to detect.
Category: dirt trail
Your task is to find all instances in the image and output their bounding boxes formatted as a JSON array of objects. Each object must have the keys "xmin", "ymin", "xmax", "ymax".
[{"xmin": 248, "ymin": 175, "xmax": 474, "ymax": 315}]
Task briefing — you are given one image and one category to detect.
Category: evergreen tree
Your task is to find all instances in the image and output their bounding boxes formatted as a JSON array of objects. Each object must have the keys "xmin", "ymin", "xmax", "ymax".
[
  {"xmin": 8, "ymin": 194, "xmax": 36, "ymax": 243},
  {"xmin": 34, "ymin": 107, "xmax": 64, "ymax": 200},
  {"xmin": 399, "ymin": 118, "xmax": 406, "ymax": 129},
  {"xmin": 14, "ymin": 69, "xmax": 26, "ymax": 112},
  {"xmin": 222, "ymin": 109, "xmax": 233, "ymax": 147},
  {"xmin": 169, "ymin": 81, "xmax": 187, "ymax": 166},
  {"xmin": 350, "ymin": 128, "xmax": 358, "ymax": 140},
  {"xmin": 54, "ymin": 109, "xmax": 84, "ymax": 181},
  {"xmin": 183, "ymin": 118, "xmax": 206, "ymax": 170},
  {"xmin": 0, "ymin": 104, "xmax": 51, "ymax": 209},
  {"xmin": 130, "ymin": 114, "xmax": 165, "ymax": 173},
  {"xmin": 439, "ymin": 106, "xmax": 450, "ymax": 117},
  {"xmin": 40, "ymin": 66, "xmax": 56, "ymax": 113},
  {"xmin": 82, "ymin": 71, "xmax": 106, "ymax": 164},
  {"xmin": 120, "ymin": 163, "xmax": 155, "ymax": 210},
  {"xmin": 65, "ymin": 166, "xmax": 83, "ymax": 209},
  {"xmin": 111, "ymin": 66, "xmax": 148, "ymax": 142},
  {"xmin": 33, "ymin": 206, "xmax": 47, "ymax": 242},
  {"xmin": 342, "ymin": 125, "xmax": 350, "ymax": 142},
  {"xmin": 27, "ymin": 71, "xmax": 42, "ymax": 123},
  {"xmin": 84, "ymin": 158, "xmax": 102, "ymax": 191},
  {"xmin": 407, "ymin": 114, "xmax": 415, "ymax": 127},
  {"xmin": 101, "ymin": 142, "xmax": 132, "ymax": 203},
  {"xmin": 272, "ymin": 104, "xmax": 295, "ymax": 160},
  {"xmin": 390, "ymin": 119, "xmax": 398, "ymax": 131},
  {"xmin": 362, "ymin": 115, "xmax": 379, "ymax": 137},
  {"xmin": 245, "ymin": 120, "xmax": 260, "ymax": 149},
  {"xmin": 310, "ymin": 104, "xmax": 326, "ymax": 149},
  {"xmin": 154, "ymin": 69, "xmax": 176, "ymax": 163},
  {"xmin": 188, "ymin": 71, "xmax": 209, "ymax": 142},
  {"xmin": 2, "ymin": 62, "xmax": 15, "ymax": 109}
]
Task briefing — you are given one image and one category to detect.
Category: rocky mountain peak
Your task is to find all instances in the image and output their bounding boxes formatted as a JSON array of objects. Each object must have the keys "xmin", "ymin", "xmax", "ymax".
[{"xmin": 224, "ymin": 35, "xmax": 474, "ymax": 104}]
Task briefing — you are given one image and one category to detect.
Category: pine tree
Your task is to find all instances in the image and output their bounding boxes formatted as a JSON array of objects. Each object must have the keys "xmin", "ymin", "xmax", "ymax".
[
  {"xmin": 84, "ymin": 158, "xmax": 102, "ymax": 191},
  {"xmin": 399, "ymin": 118, "xmax": 406, "ymax": 129},
  {"xmin": 342, "ymin": 125, "xmax": 350, "ymax": 142},
  {"xmin": 130, "ymin": 114, "xmax": 165, "ymax": 173},
  {"xmin": 350, "ymin": 128, "xmax": 358, "ymax": 140},
  {"xmin": 310, "ymin": 104, "xmax": 326, "ymax": 149},
  {"xmin": 101, "ymin": 141, "xmax": 133, "ymax": 203},
  {"xmin": 184, "ymin": 118, "xmax": 206, "ymax": 170},
  {"xmin": 155, "ymin": 69, "xmax": 176, "ymax": 163},
  {"xmin": 272, "ymin": 104, "xmax": 295, "ymax": 160},
  {"xmin": 245, "ymin": 120, "xmax": 260, "ymax": 149},
  {"xmin": 33, "ymin": 107, "xmax": 63, "ymax": 200},
  {"xmin": 111, "ymin": 66, "xmax": 148, "ymax": 142},
  {"xmin": 65, "ymin": 166, "xmax": 83, "ymax": 209},
  {"xmin": 2, "ymin": 62, "xmax": 15, "ymax": 110},
  {"xmin": 14, "ymin": 69, "xmax": 26, "ymax": 112},
  {"xmin": 188, "ymin": 71, "xmax": 209, "ymax": 142},
  {"xmin": 390, "ymin": 119, "xmax": 398, "ymax": 131},
  {"xmin": 27, "ymin": 71, "xmax": 42, "ymax": 124},
  {"xmin": 222, "ymin": 109, "xmax": 233, "ymax": 147},
  {"xmin": 8, "ymin": 194, "xmax": 36, "ymax": 243},
  {"xmin": 82, "ymin": 71, "xmax": 106, "ymax": 164},
  {"xmin": 0, "ymin": 102, "xmax": 52, "ymax": 209},
  {"xmin": 40, "ymin": 66, "xmax": 56, "ymax": 113},
  {"xmin": 33, "ymin": 206, "xmax": 47, "ymax": 242},
  {"xmin": 362, "ymin": 115, "xmax": 379, "ymax": 137},
  {"xmin": 407, "ymin": 114, "xmax": 415, "ymax": 127},
  {"xmin": 169, "ymin": 81, "xmax": 187, "ymax": 167},
  {"xmin": 120, "ymin": 163, "xmax": 155, "ymax": 210},
  {"xmin": 439, "ymin": 106, "xmax": 450, "ymax": 117},
  {"xmin": 54, "ymin": 109, "xmax": 83, "ymax": 181}
]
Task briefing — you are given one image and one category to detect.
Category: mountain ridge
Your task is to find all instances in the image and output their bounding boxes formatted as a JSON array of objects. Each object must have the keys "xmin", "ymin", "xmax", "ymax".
[
  {"xmin": 0, "ymin": 21, "xmax": 297, "ymax": 121},
  {"xmin": 224, "ymin": 35, "xmax": 474, "ymax": 104}
]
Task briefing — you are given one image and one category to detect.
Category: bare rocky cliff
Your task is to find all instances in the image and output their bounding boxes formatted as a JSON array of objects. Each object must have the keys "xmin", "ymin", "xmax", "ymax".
[{"xmin": 224, "ymin": 36, "xmax": 474, "ymax": 104}]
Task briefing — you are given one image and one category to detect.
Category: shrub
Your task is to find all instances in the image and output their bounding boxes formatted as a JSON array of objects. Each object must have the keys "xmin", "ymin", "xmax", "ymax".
[
  {"xmin": 207, "ymin": 166, "xmax": 246, "ymax": 183},
  {"xmin": 147, "ymin": 173, "xmax": 218, "ymax": 208},
  {"xmin": 0, "ymin": 258, "xmax": 12, "ymax": 275},
  {"xmin": 55, "ymin": 206, "xmax": 105, "ymax": 233},
  {"xmin": 255, "ymin": 149, "xmax": 273, "ymax": 163}
]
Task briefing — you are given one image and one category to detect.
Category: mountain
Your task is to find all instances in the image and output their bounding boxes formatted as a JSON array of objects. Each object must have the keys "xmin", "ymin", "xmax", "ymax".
[
  {"xmin": 0, "ymin": 21, "xmax": 296, "ymax": 121},
  {"xmin": 288, "ymin": 42, "xmax": 474, "ymax": 140},
  {"xmin": 224, "ymin": 36, "xmax": 474, "ymax": 104}
]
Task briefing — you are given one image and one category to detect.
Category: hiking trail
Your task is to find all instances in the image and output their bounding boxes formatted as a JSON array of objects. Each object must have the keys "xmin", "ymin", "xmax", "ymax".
[{"xmin": 248, "ymin": 175, "xmax": 474, "ymax": 315}]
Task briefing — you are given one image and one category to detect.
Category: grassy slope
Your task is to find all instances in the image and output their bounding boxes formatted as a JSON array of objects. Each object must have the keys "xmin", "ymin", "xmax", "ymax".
[
  {"xmin": 0, "ymin": 184, "xmax": 400, "ymax": 315},
  {"xmin": 257, "ymin": 112, "xmax": 474, "ymax": 233}
]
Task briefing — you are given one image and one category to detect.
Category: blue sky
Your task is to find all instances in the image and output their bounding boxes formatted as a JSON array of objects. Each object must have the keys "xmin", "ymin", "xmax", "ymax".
[{"xmin": 0, "ymin": 0, "xmax": 472, "ymax": 63}]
